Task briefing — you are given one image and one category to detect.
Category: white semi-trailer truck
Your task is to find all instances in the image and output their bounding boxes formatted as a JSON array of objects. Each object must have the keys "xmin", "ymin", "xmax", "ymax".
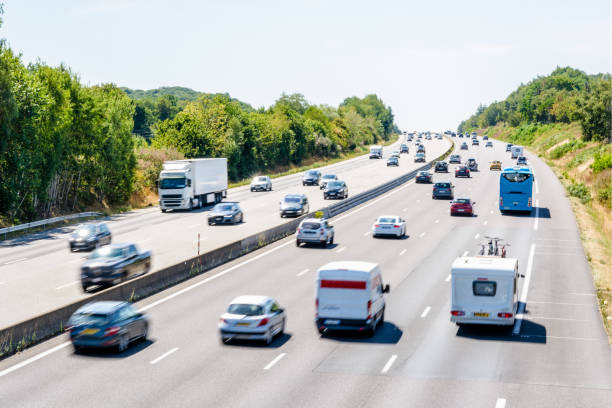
[{"xmin": 158, "ymin": 158, "xmax": 227, "ymax": 212}]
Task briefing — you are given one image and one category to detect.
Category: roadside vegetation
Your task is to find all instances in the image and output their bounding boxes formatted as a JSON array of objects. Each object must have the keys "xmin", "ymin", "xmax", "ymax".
[{"xmin": 459, "ymin": 67, "xmax": 612, "ymax": 340}]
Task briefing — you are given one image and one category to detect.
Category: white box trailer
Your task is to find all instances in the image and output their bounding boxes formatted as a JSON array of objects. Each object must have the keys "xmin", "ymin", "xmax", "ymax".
[
  {"xmin": 450, "ymin": 256, "xmax": 519, "ymax": 326},
  {"xmin": 511, "ymin": 146, "xmax": 523, "ymax": 159},
  {"xmin": 158, "ymin": 158, "xmax": 228, "ymax": 212},
  {"xmin": 369, "ymin": 145, "xmax": 383, "ymax": 159}
]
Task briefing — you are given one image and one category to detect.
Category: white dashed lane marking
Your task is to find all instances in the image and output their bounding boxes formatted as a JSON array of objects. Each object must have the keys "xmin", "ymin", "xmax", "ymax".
[
  {"xmin": 381, "ymin": 355, "xmax": 398, "ymax": 374},
  {"xmin": 150, "ymin": 347, "xmax": 179, "ymax": 365},
  {"xmin": 264, "ymin": 353, "xmax": 286, "ymax": 370},
  {"xmin": 296, "ymin": 268, "xmax": 310, "ymax": 277},
  {"xmin": 399, "ymin": 249, "xmax": 407, "ymax": 256},
  {"xmin": 421, "ymin": 306, "xmax": 431, "ymax": 318}
]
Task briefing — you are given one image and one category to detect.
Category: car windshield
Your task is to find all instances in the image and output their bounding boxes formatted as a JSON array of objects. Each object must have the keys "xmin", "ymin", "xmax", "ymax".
[
  {"xmin": 283, "ymin": 197, "xmax": 300, "ymax": 203},
  {"xmin": 227, "ymin": 303, "xmax": 264, "ymax": 316},
  {"xmin": 435, "ymin": 183, "xmax": 451, "ymax": 188},
  {"xmin": 378, "ymin": 217, "xmax": 397, "ymax": 223},
  {"xmin": 214, "ymin": 204, "xmax": 234, "ymax": 211},
  {"xmin": 76, "ymin": 225, "xmax": 96, "ymax": 237},
  {"xmin": 159, "ymin": 177, "xmax": 186, "ymax": 189},
  {"xmin": 69, "ymin": 312, "xmax": 110, "ymax": 326},
  {"xmin": 306, "ymin": 171, "xmax": 318, "ymax": 176},
  {"xmin": 327, "ymin": 181, "xmax": 342, "ymax": 188},
  {"xmin": 453, "ymin": 199, "xmax": 470, "ymax": 204},
  {"xmin": 301, "ymin": 222, "xmax": 321, "ymax": 230},
  {"xmin": 254, "ymin": 177, "xmax": 267, "ymax": 182},
  {"xmin": 90, "ymin": 247, "xmax": 123, "ymax": 259},
  {"xmin": 322, "ymin": 175, "xmax": 336, "ymax": 179}
]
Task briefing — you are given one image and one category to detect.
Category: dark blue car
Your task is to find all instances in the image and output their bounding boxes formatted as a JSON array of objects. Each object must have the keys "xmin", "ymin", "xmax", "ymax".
[{"xmin": 67, "ymin": 301, "xmax": 149, "ymax": 352}]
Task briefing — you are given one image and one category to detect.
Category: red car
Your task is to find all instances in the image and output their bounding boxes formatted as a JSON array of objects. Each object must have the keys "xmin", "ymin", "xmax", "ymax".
[
  {"xmin": 455, "ymin": 165, "xmax": 470, "ymax": 178},
  {"xmin": 450, "ymin": 198, "xmax": 475, "ymax": 216}
]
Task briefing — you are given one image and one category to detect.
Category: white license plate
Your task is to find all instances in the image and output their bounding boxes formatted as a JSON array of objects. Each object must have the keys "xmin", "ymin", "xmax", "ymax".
[
  {"xmin": 382, "ymin": 226, "xmax": 390, "ymax": 229},
  {"xmin": 324, "ymin": 319, "xmax": 340, "ymax": 325},
  {"xmin": 92, "ymin": 278, "xmax": 101, "ymax": 282},
  {"xmin": 457, "ymin": 209, "xmax": 464, "ymax": 212}
]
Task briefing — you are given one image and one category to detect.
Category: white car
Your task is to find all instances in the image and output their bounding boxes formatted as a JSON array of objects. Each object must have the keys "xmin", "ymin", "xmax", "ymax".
[
  {"xmin": 250, "ymin": 176, "xmax": 272, "ymax": 192},
  {"xmin": 296, "ymin": 218, "xmax": 334, "ymax": 247},
  {"xmin": 372, "ymin": 215, "xmax": 406, "ymax": 238},
  {"xmin": 218, "ymin": 295, "xmax": 286, "ymax": 344}
]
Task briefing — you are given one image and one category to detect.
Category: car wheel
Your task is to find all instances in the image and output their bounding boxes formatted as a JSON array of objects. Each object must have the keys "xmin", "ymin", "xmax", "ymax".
[
  {"xmin": 330, "ymin": 235, "xmax": 334, "ymax": 245},
  {"xmin": 280, "ymin": 318, "xmax": 285, "ymax": 335},
  {"xmin": 120, "ymin": 271, "xmax": 128, "ymax": 283},
  {"xmin": 296, "ymin": 240, "xmax": 301, "ymax": 247},
  {"xmin": 318, "ymin": 327, "xmax": 325, "ymax": 335},
  {"xmin": 82, "ymin": 284, "xmax": 89, "ymax": 293},
  {"xmin": 250, "ymin": 188, "xmax": 254, "ymax": 192},
  {"xmin": 378, "ymin": 308, "xmax": 385, "ymax": 327},
  {"xmin": 265, "ymin": 328, "xmax": 273, "ymax": 345},
  {"xmin": 324, "ymin": 195, "xmax": 327, "ymax": 200},
  {"xmin": 141, "ymin": 323, "xmax": 148, "ymax": 341},
  {"xmin": 118, "ymin": 334, "xmax": 129, "ymax": 352},
  {"xmin": 161, "ymin": 209, "xmax": 167, "ymax": 213},
  {"xmin": 144, "ymin": 262, "xmax": 151, "ymax": 274},
  {"xmin": 188, "ymin": 200, "xmax": 193, "ymax": 211},
  {"xmin": 240, "ymin": 214, "xmax": 244, "ymax": 223}
]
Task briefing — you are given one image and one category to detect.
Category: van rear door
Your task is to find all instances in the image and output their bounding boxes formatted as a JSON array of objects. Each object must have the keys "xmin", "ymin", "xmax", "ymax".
[{"xmin": 318, "ymin": 279, "xmax": 369, "ymax": 320}]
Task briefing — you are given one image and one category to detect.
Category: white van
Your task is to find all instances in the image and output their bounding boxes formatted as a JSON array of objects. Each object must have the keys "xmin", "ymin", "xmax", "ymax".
[
  {"xmin": 511, "ymin": 145, "xmax": 523, "ymax": 159},
  {"xmin": 369, "ymin": 145, "xmax": 383, "ymax": 159},
  {"xmin": 450, "ymin": 256, "xmax": 519, "ymax": 326},
  {"xmin": 315, "ymin": 261, "xmax": 389, "ymax": 335}
]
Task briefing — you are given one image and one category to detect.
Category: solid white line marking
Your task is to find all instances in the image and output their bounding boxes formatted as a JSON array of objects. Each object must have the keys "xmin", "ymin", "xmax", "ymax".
[
  {"xmin": 3, "ymin": 257, "xmax": 28, "ymax": 265},
  {"xmin": 402, "ymin": 207, "xmax": 408, "ymax": 212},
  {"xmin": 363, "ymin": 231, "xmax": 371, "ymax": 236},
  {"xmin": 138, "ymin": 238, "xmax": 152, "ymax": 244},
  {"xmin": 55, "ymin": 281, "xmax": 79, "ymax": 290},
  {"xmin": 462, "ymin": 250, "xmax": 469, "ymax": 257},
  {"xmin": 534, "ymin": 199, "xmax": 540, "ymax": 231},
  {"xmin": 421, "ymin": 306, "xmax": 431, "ymax": 318},
  {"xmin": 399, "ymin": 249, "xmax": 407, "ymax": 256},
  {"xmin": 416, "ymin": 199, "xmax": 421, "ymax": 203},
  {"xmin": 483, "ymin": 221, "xmax": 488, "ymax": 226},
  {"xmin": 474, "ymin": 233, "xmax": 480, "ymax": 239},
  {"xmin": 567, "ymin": 293, "xmax": 596, "ymax": 296},
  {"xmin": 264, "ymin": 353, "xmax": 286, "ymax": 370},
  {"xmin": 528, "ymin": 316, "xmax": 592, "ymax": 322},
  {"xmin": 527, "ymin": 301, "xmax": 591, "ymax": 306},
  {"xmin": 296, "ymin": 268, "xmax": 310, "ymax": 277},
  {"xmin": 495, "ymin": 398, "xmax": 506, "ymax": 408},
  {"xmin": 150, "ymin": 347, "xmax": 179, "ymax": 365},
  {"xmin": 434, "ymin": 219, "xmax": 439, "ymax": 223},
  {"xmin": 513, "ymin": 243, "xmax": 536, "ymax": 335},
  {"xmin": 381, "ymin": 355, "xmax": 398, "ymax": 374},
  {"xmin": 0, "ymin": 341, "xmax": 71, "ymax": 378},
  {"xmin": 535, "ymin": 180, "xmax": 540, "ymax": 194},
  {"xmin": 490, "ymin": 210, "xmax": 494, "ymax": 214},
  {"xmin": 419, "ymin": 232, "xmax": 425, "ymax": 238},
  {"xmin": 187, "ymin": 224, "xmax": 201, "ymax": 229},
  {"xmin": 445, "ymin": 274, "xmax": 451, "ymax": 282},
  {"xmin": 336, "ymin": 247, "xmax": 346, "ymax": 253}
]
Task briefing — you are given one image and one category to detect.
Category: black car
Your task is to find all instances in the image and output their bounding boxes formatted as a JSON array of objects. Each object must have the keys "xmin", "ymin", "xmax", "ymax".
[
  {"xmin": 415, "ymin": 171, "xmax": 433, "ymax": 183},
  {"xmin": 414, "ymin": 153, "xmax": 426, "ymax": 162},
  {"xmin": 460, "ymin": 142, "xmax": 468, "ymax": 150},
  {"xmin": 80, "ymin": 244, "xmax": 152, "ymax": 292},
  {"xmin": 69, "ymin": 223, "xmax": 112, "ymax": 252},
  {"xmin": 432, "ymin": 182, "xmax": 454, "ymax": 199},
  {"xmin": 319, "ymin": 174, "xmax": 338, "ymax": 190},
  {"xmin": 455, "ymin": 166, "xmax": 471, "ymax": 178},
  {"xmin": 483, "ymin": 135, "xmax": 489, "ymax": 140},
  {"xmin": 68, "ymin": 301, "xmax": 148, "ymax": 352},
  {"xmin": 387, "ymin": 156, "xmax": 399, "ymax": 166},
  {"xmin": 280, "ymin": 194, "xmax": 309, "ymax": 217},
  {"xmin": 208, "ymin": 202, "xmax": 244, "ymax": 225},
  {"xmin": 434, "ymin": 161, "xmax": 448, "ymax": 172},
  {"xmin": 458, "ymin": 133, "xmax": 464, "ymax": 138},
  {"xmin": 466, "ymin": 158, "xmax": 478, "ymax": 171},
  {"xmin": 302, "ymin": 170, "xmax": 321, "ymax": 186},
  {"xmin": 506, "ymin": 143, "xmax": 513, "ymax": 152},
  {"xmin": 449, "ymin": 154, "xmax": 461, "ymax": 164},
  {"xmin": 324, "ymin": 181, "xmax": 348, "ymax": 199},
  {"xmin": 472, "ymin": 139, "xmax": 479, "ymax": 146}
]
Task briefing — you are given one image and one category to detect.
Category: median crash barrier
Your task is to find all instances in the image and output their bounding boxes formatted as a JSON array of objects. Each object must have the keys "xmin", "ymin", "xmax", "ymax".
[{"xmin": 0, "ymin": 138, "xmax": 454, "ymax": 360}]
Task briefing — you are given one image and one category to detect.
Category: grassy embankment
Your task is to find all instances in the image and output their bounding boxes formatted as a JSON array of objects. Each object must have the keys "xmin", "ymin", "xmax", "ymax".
[{"xmin": 483, "ymin": 122, "xmax": 612, "ymax": 340}]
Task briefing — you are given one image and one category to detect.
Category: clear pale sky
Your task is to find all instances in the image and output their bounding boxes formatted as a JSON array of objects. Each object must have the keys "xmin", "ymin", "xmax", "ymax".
[{"xmin": 1, "ymin": 0, "xmax": 610, "ymax": 131}]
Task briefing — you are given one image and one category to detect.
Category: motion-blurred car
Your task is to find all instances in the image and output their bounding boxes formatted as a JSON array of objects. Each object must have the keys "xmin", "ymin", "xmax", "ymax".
[
  {"xmin": 250, "ymin": 176, "xmax": 272, "ymax": 192},
  {"xmin": 67, "ymin": 301, "xmax": 148, "ymax": 352},
  {"xmin": 319, "ymin": 174, "xmax": 338, "ymax": 190},
  {"xmin": 80, "ymin": 244, "xmax": 152, "ymax": 292},
  {"xmin": 280, "ymin": 194, "xmax": 309, "ymax": 217},
  {"xmin": 372, "ymin": 215, "xmax": 406, "ymax": 238},
  {"xmin": 490, "ymin": 160, "xmax": 502, "ymax": 170},
  {"xmin": 434, "ymin": 161, "xmax": 448, "ymax": 172},
  {"xmin": 516, "ymin": 156, "xmax": 528, "ymax": 166},
  {"xmin": 466, "ymin": 158, "xmax": 478, "ymax": 171},
  {"xmin": 387, "ymin": 156, "xmax": 399, "ymax": 166},
  {"xmin": 414, "ymin": 152, "xmax": 426, "ymax": 163},
  {"xmin": 432, "ymin": 182, "xmax": 454, "ymax": 199},
  {"xmin": 416, "ymin": 171, "xmax": 433, "ymax": 183},
  {"xmin": 449, "ymin": 154, "xmax": 461, "ymax": 164},
  {"xmin": 296, "ymin": 218, "xmax": 334, "ymax": 247},
  {"xmin": 506, "ymin": 143, "xmax": 513, "ymax": 152},
  {"xmin": 302, "ymin": 170, "xmax": 321, "ymax": 186},
  {"xmin": 455, "ymin": 166, "xmax": 470, "ymax": 178},
  {"xmin": 208, "ymin": 202, "xmax": 243, "ymax": 225},
  {"xmin": 485, "ymin": 141, "xmax": 493, "ymax": 147},
  {"xmin": 324, "ymin": 181, "xmax": 348, "ymax": 199},
  {"xmin": 218, "ymin": 296, "xmax": 286, "ymax": 345},
  {"xmin": 460, "ymin": 142, "xmax": 468, "ymax": 150},
  {"xmin": 69, "ymin": 223, "xmax": 112, "ymax": 252},
  {"xmin": 450, "ymin": 198, "xmax": 475, "ymax": 216},
  {"xmin": 400, "ymin": 144, "xmax": 409, "ymax": 153}
]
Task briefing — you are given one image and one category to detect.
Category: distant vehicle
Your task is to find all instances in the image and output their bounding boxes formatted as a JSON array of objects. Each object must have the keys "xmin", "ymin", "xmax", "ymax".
[
  {"xmin": 369, "ymin": 145, "xmax": 383, "ymax": 159},
  {"xmin": 486, "ymin": 141, "xmax": 493, "ymax": 147},
  {"xmin": 460, "ymin": 142, "xmax": 468, "ymax": 150},
  {"xmin": 417, "ymin": 144, "xmax": 426, "ymax": 153},
  {"xmin": 450, "ymin": 197, "xmax": 475, "ymax": 216},
  {"xmin": 434, "ymin": 161, "xmax": 448, "ymax": 172},
  {"xmin": 414, "ymin": 153, "xmax": 426, "ymax": 163},
  {"xmin": 483, "ymin": 135, "xmax": 489, "ymax": 140},
  {"xmin": 302, "ymin": 169, "xmax": 321, "ymax": 186},
  {"xmin": 296, "ymin": 218, "xmax": 334, "ymax": 247},
  {"xmin": 391, "ymin": 150, "xmax": 400, "ymax": 158},
  {"xmin": 432, "ymin": 182, "xmax": 454, "ymax": 199},
  {"xmin": 452, "ymin": 132, "xmax": 456, "ymax": 137},
  {"xmin": 280, "ymin": 194, "xmax": 309, "ymax": 217},
  {"xmin": 511, "ymin": 145, "xmax": 523, "ymax": 159},
  {"xmin": 450, "ymin": 256, "xmax": 519, "ymax": 326},
  {"xmin": 506, "ymin": 143, "xmax": 513, "ymax": 152},
  {"xmin": 315, "ymin": 261, "xmax": 389, "ymax": 335},
  {"xmin": 499, "ymin": 167, "xmax": 533, "ymax": 213},
  {"xmin": 319, "ymin": 174, "xmax": 338, "ymax": 190},
  {"xmin": 250, "ymin": 175, "xmax": 272, "ymax": 192},
  {"xmin": 416, "ymin": 171, "xmax": 433, "ymax": 183},
  {"xmin": 67, "ymin": 301, "xmax": 148, "ymax": 352},
  {"xmin": 466, "ymin": 158, "xmax": 478, "ymax": 171},
  {"xmin": 449, "ymin": 154, "xmax": 461, "ymax": 164},
  {"xmin": 400, "ymin": 144, "xmax": 409, "ymax": 153},
  {"xmin": 69, "ymin": 223, "xmax": 112, "ymax": 252},
  {"xmin": 387, "ymin": 156, "xmax": 399, "ymax": 166},
  {"xmin": 324, "ymin": 180, "xmax": 348, "ymax": 199},
  {"xmin": 490, "ymin": 160, "xmax": 502, "ymax": 170},
  {"xmin": 208, "ymin": 202, "xmax": 243, "ymax": 225},
  {"xmin": 516, "ymin": 156, "xmax": 528, "ymax": 166},
  {"xmin": 472, "ymin": 139, "xmax": 479, "ymax": 146},
  {"xmin": 80, "ymin": 244, "xmax": 151, "ymax": 292},
  {"xmin": 455, "ymin": 166, "xmax": 470, "ymax": 178},
  {"xmin": 372, "ymin": 215, "xmax": 406, "ymax": 238},
  {"xmin": 471, "ymin": 132, "xmax": 477, "ymax": 138},
  {"xmin": 219, "ymin": 296, "xmax": 285, "ymax": 345},
  {"xmin": 426, "ymin": 135, "xmax": 432, "ymax": 140}
]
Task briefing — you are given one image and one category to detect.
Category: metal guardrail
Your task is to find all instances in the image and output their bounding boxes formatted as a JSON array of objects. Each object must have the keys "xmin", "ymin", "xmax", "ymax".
[{"xmin": 0, "ymin": 212, "xmax": 103, "ymax": 239}]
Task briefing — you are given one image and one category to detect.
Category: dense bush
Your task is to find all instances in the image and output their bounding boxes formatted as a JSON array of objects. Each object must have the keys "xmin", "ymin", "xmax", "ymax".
[
  {"xmin": 549, "ymin": 139, "xmax": 587, "ymax": 159},
  {"xmin": 591, "ymin": 151, "xmax": 612, "ymax": 173},
  {"xmin": 567, "ymin": 182, "xmax": 591, "ymax": 203}
]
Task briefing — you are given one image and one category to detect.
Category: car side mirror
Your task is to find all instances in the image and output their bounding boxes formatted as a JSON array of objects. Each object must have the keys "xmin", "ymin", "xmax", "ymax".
[
  {"xmin": 135, "ymin": 312, "xmax": 144, "ymax": 318},
  {"xmin": 187, "ymin": 179, "xmax": 192, "ymax": 187},
  {"xmin": 473, "ymin": 202, "xmax": 476, "ymax": 205},
  {"xmin": 276, "ymin": 308, "xmax": 284, "ymax": 314},
  {"xmin": 519, "ymin": 274, "xmax": 525, "ymax": 278},
  {"xmin": 383, "ymin": 284, "xmax": 390, "ymax": 294}
]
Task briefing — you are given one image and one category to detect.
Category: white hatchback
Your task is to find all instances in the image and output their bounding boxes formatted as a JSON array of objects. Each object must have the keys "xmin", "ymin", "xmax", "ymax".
[
  {"xmin": 218, "ymin": 295, "xmax": 286, "ymax": 344},
  {"xmin": 372, "ymin": 215, "xmax": 406, "ymax": 238}
]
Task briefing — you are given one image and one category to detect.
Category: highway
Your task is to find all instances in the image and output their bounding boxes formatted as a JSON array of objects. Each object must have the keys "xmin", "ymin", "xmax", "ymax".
[
  {"xmin": 0, "ymin": 138, "xmax": 450, "ymax": 328},
  {"xmin": 1, "ymin": 136, "xmax": 610, "ymax": 407}
]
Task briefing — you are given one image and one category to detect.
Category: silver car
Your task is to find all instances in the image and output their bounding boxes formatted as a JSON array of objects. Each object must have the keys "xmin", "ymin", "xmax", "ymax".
[
  {"xmin": 250, "ymin": 176, "xmax": 272, "ymax": 192},
  {"xmin": 296, "ymin": 218, "xmax": 334, "ymax": 247},
  {"xmin": 218, "ymin": 296, "xmax": 286, "ymax": 345}
]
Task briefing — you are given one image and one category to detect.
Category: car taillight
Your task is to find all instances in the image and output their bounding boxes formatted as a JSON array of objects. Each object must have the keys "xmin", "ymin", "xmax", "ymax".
[
  {"xmin": 499, "ymin": 197, "xmax": 503, "ymax": 206},
  {"xmin": 104, "ymin": 326, "xmax": 120, "ymax": 337},
  {"xmin": 528, "ymin": 198, "xmax": 532, "ymax": 207},
  {"xmin": 257, "ymin": 318, "xmax": 269, "ymax": 327},
  {"xmin": 315, "ymin": 298, "xmax": 319, "ymax": 318},
  {"xmin": 374, "ymin": 224, "xmax": 379, "ymax": 228},
  {"xmin": 498, "ymin": 313, "xmax": 513, "ymax": 319},
  {"xmin": 394, "ymin": 225, "xmax": 400, "ymax": 228},
  {"xmin": 219, "ymin": 318, "xmax": 227, "ymax": 324},
  {"xmin": 450, "ymin": 310, "xmax": 465, "ymax": 316},
  {"xmin": 367, "ymin": 300, "xmax": 372, "ymax": 319},
  {"xmin": 297, "ymin": 228, "xmax": 302, "ymax": 233},
  {"xmin": 319, "ymin": 228, "xmax": 324, "ymax": 235}
]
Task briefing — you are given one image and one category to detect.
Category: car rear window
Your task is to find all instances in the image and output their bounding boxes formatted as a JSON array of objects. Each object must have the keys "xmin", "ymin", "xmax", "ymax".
[
  {"xmin": 473, "ymin": 281, "xmax": 496, "ymax": 296},
  {"xmin": 228, "ymin": 304, "xmax": 264, "ymax": 316},
  {"xmin": 301, "ymin": 222, "xmax": 321, "ymax": 230},
  {"xmin": 70, "ymin": 312, "xmax": 110, "ymax": 326},
  {"xmin": 90, "ymin": 247, "xmax": 123, "ymax": 259},
  {"xmin": 435, "ymin": 183, "xmax": 450, "ymax": 188},
  {"xmin": 453, "ymin": 199, "xmax": 470, "ymax": 204},
  {"xmin": 283, "ymin": 197, "xmax": 300, "ymax": 203},
  {"xmin": 378, "ymin": 217, "xmax": 397, "ymax": 223}
]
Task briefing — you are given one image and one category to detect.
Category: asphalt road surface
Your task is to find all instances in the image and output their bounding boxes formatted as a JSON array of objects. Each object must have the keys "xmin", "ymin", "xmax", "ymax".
[{"xmin": 1, "ymin": 135, "xmax": 609, "ymax": 407}]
